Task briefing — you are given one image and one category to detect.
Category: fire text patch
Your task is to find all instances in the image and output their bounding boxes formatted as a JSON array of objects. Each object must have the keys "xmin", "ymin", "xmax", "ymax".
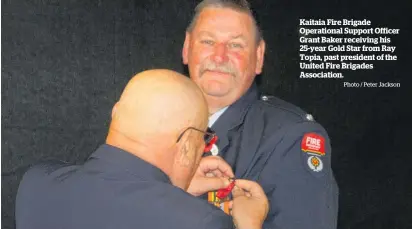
[{"xmin": 301, "ymin": 133, "xmax": 325, "ymax": 156}]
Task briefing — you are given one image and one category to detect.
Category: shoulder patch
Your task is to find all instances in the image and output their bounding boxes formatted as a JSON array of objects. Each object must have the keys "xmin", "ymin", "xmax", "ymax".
[
  {"xmin": 301, "ymin": 133, "xmax": 325, "ymax": 156},
  {"xmin": 300, "ymin": 132, "xmax": 329, "ymax": 176},
  {"xmin": 307, "ymin": 155, "xmax": 323, "ymax": 172}
]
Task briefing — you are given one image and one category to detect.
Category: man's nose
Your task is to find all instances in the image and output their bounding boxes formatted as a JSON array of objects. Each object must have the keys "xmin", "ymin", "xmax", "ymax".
[{"xmin": 211, "ymin": 43, "xmax": 229, "ymax": 64}]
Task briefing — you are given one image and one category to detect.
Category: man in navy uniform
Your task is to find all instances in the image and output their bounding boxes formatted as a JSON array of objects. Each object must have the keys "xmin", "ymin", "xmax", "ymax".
[
  {"xmin": 182, "ymin": 1, "xmax": 339, "ymax": 228},
  {"xmin": 15, "ymin": 69, "xmax": 269, "ymax": 229}
]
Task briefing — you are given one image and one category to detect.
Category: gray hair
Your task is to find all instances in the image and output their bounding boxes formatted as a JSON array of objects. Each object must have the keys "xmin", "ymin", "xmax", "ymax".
[{"xmin": 186, "ymin": 0, "xmax": 263, "ymax": 44}]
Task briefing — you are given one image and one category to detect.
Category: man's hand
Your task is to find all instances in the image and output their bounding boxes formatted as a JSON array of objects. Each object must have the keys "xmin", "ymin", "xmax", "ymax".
[
  {"xmin": 187, "ymin": 156, "xmax": 234, "ymax": 196},
  {"xmin": 231, "ymin": 179, "xmax": 269, "ymax": 229}
]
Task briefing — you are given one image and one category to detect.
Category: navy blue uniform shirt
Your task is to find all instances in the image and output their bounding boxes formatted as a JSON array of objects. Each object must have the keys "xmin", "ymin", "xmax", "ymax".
[
  {"xmin": 207, "ymin": 83, "xmax": 339, "ymax": 229},
  {"xmin": 15, "ymin": 144, "xmax": 234, "ymax": 229}
]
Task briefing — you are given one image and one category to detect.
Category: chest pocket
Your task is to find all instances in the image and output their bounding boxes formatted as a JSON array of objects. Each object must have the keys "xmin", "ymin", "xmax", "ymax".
[{"xmin": 219, "ymin": 118, "xmax": 270, "ymax": 180}]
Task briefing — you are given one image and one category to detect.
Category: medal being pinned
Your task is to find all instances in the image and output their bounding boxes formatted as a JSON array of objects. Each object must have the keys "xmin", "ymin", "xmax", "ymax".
[{"xmin": 204, "ymin": 128, "xmax": 218, "ymax": 156}]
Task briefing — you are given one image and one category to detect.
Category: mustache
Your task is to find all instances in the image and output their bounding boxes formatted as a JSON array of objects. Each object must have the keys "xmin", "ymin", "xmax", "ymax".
[{"xmin": 199, "ymin": 60, "xmax": 238, "ymax": 77}]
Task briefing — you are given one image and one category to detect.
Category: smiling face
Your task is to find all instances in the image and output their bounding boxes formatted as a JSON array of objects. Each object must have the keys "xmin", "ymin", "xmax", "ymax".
[{"xmin": 182, "ymin": 7, "xmax": 265, "ymax": 110}]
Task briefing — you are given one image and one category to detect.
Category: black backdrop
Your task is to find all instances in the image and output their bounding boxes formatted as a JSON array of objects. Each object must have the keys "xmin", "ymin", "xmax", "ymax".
[{"xmin": 2, "ymin": 0, "xmax": 409, "ymax": 228}]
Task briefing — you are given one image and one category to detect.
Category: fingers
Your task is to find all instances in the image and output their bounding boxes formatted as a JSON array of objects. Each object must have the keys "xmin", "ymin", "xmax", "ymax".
[
  {"xmin": 231, "ymin": 185, "xmax": 246, "ymax": 198},
  {"xmin": 188, "ymin": 157, "xmax": 234, "ymax": 196},
  {"xmin": 205, "ymin": 172, "xmax": 215, "ymax": 177},
  {"xmin": 206, "ymin": 170, "xmax": 223, "ymax": 177},
  {"xmin": 198, "ymin": 156, "xmax": 234, "ymax": 178},
  {"xmin": 187, "ymin": 176, "xmax": 232, "ymax": 196},
  {"xmin": 231, "ymin": 179, "xmax": 270, "ymax": 227},
  {"xmin": 203, "ymin": 176, "xmax": 231, "ymax": 190},
  {"xmin": 232, "ymin": 179, "xmax": 266, "ymax": 199}
]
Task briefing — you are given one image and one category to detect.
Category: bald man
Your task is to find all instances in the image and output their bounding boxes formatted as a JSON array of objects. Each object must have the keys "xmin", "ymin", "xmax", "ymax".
[{"xmin": 15, "ymin": 69, "xmax": 269, "ymax": 229}]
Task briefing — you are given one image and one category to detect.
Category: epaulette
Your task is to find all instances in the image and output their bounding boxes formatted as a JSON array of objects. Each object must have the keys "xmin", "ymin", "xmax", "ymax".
[{"xmin": 259, "ymin": 94, "xmax": 315, "ymax": 122}]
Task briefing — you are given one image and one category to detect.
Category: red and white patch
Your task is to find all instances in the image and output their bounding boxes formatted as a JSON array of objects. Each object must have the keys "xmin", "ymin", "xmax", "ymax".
[{"xmin": 301, "ymin": 133, "xmax": 325, "ymax": 156}]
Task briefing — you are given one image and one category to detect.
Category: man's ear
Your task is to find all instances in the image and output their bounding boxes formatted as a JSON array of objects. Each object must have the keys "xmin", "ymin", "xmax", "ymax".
[
  {"xmin": 255, "ymin": 39, "xmax": 266, "ymax": 75},
  {"xmin": 175, "ymin": 131, "xmax": 193, "ymax": 167},
  {"xmin": 182, "ymin": 32, "xmax": 191, "ymax": 65}
]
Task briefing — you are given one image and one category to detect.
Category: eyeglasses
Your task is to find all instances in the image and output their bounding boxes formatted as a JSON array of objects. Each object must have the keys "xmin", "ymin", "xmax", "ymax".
[{"xmin": 176, "ymin": 127, "xmax": 218, "ymax": 152}]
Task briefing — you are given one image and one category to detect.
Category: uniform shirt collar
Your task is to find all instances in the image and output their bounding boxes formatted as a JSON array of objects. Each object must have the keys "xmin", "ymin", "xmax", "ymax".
[
  {"xmin": 208, "ymin": 106, "xmax": 229, "ymax": 127},
  {"xmin": 210, "ymin": 83, "xmax": 260, "ymax": 132},
  {"xmin": 207, "ymin": 82, "xmax": 260, "ymax": 128}
]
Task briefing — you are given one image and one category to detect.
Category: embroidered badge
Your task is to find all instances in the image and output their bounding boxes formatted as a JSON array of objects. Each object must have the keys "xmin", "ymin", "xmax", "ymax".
[
  {"xmin": 301, "ymin": 133, "xmax": 325, "ymax": 156},
  {"xmin": 307, "ymin": 155, "xmax": 323, "ymax": 172}
]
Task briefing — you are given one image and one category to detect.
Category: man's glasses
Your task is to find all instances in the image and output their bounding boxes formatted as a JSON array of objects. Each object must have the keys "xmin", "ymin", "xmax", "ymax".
[{"xmin": 176, "ymin": 127, "xmax": 218, "ymax": 152}]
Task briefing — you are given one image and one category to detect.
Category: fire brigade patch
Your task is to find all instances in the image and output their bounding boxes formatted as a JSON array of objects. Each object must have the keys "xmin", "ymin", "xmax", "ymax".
[
  {"xmin": 301, "ymin": 133, "xmax": 325, "ymax": 156},
  {"xmin": 307, "ymin": 156, "xmax": 323, "ymax": 172}
]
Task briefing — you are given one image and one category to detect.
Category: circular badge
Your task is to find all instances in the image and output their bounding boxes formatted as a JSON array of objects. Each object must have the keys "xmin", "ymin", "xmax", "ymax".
[
  {"xmin": 210, "ymin": 144, "xmax": 219, "ymax": 156},
  {"xmin": 307, "ymin": 156, "xmax": 323, "ymax": 172}
]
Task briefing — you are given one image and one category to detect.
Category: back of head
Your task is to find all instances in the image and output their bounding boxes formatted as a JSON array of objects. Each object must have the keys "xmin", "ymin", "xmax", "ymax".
[{"xmin": 107, "ymin": 69, "xmax": 208, "ymax": 159}]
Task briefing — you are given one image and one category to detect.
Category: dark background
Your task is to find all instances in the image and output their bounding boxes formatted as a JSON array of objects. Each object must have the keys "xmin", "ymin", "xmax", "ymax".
[{"xmin": 2, "ymin": 0, "xmax": 409, "ymax": 228}]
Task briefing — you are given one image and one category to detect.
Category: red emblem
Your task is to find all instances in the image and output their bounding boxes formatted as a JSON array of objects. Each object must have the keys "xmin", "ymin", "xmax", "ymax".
[
  {"xmin": 216, "ymin": 180, "xmax": 236, "ymax": 199},
  {"xmin": 301, "ymin": 133, "xmax": 325, "ymax": 156},
  {"xmin": 204, "ymin": 135, "xmax": 218, "ymax": 153}
]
